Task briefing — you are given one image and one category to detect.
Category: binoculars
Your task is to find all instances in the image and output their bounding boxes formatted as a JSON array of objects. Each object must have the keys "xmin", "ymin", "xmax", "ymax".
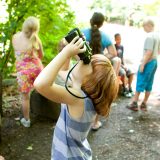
[{"xmin": 65, "ymin": 28, "xmax": 92, "ymax": 64}]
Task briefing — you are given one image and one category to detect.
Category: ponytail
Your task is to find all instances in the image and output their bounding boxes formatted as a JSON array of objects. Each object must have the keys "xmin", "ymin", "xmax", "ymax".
[
  {"xmin": 89, "ymin": 12, "xmax": 105, "ymax": 55},
  {"xmin": 90, "ymin": 25, "xmax": 102, "ymax": 55}
]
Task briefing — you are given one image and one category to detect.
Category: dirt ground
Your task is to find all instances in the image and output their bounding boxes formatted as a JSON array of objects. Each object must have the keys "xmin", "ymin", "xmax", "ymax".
[{"xmin": 1, "ymin": 82, "xmax": 160, "ymax": 160}]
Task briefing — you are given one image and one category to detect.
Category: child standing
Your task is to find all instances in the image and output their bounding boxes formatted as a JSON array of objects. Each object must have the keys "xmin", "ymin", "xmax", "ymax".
[
  {"xmin": 34, "ymin": 36, "xmax": 118, "ymax": 159},
  {"xmin": 127, "ymin": 18, "xmax": 160, "ymax": 111},
  {"xmin": 12, "ymin": 16, "xmax": 44, "ymax": 127}
]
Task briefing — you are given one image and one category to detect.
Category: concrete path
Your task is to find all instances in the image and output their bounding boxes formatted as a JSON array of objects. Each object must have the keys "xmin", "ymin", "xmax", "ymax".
[{"xmin": 89, "ymin": 96, "xmax": 160, "ymax": 160}]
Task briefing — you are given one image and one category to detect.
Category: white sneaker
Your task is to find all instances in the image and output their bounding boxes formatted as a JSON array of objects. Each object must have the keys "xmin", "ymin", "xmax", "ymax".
[
  {"xmin": 20, "ymin": 118, "xmax": 31, "ymax": 127},
  {"xmin": 91, "ymin": 121, "xmax": 102, "ymax": 131},
  {"xmin": 125, "ymin": 92, "xmax": 132, "ymax": 98}
]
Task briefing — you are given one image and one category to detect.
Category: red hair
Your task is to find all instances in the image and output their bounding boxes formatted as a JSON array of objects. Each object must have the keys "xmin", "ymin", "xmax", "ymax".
[{"xmin": 81, "ymin": 55, "xmax": 119, "ymax": 116}]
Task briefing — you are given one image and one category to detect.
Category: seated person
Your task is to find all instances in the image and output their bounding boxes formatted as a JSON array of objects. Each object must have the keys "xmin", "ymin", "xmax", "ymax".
[{"xmin": 114, "ymin": 33, "xmax": 134, "ymax": 97}]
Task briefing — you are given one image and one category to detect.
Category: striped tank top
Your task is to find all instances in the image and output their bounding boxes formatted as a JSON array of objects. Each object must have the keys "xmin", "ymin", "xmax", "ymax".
[{"xmin": 51, "ymin": 95, "xmax": 96, "ymax": 160}]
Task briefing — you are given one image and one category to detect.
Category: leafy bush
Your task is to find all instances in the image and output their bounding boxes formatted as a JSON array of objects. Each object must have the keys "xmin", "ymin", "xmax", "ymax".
[{"xmin": 0, "ymin": 0, "xmax": 76, "ymax": 78}]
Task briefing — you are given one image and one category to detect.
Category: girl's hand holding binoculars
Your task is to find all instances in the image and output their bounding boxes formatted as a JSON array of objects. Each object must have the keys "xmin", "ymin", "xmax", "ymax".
[{"xmin": 63, "ymin": 36, "xmax": 86, "ymax": 58}]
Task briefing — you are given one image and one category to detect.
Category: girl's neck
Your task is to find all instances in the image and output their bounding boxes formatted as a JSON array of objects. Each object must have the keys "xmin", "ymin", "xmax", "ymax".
[{"xmin": 71, "ymin": 75, "xmax": 82, "ymax": 90}]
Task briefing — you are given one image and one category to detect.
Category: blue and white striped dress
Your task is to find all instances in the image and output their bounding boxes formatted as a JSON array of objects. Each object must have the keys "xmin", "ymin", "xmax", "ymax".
[{"xmin": 51, "ymin": 96, "xmax": 96, "ymax": 160}]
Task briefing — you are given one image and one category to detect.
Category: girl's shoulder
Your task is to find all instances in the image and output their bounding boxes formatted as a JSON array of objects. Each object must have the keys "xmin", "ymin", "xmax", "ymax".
[
  {"xmin": 13, "ymin": 31, "xmax": 21, "ymax": 39},
  {"xmin": 12, "ymin": 32, "xmax": 24, "ymax": 45}
]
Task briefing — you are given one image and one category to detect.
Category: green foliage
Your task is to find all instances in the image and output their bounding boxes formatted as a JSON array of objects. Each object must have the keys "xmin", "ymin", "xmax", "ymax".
[
  {"xmin": 90, "ymin": 0, "xmax": 160, "ymax": 27},
  {"xmin": 0, "ymin": 0, "xmax": 76, "ymax": 78},
  {"xmin": 143, "ymin": 0, "xmax": 160, "ymax": 16}
]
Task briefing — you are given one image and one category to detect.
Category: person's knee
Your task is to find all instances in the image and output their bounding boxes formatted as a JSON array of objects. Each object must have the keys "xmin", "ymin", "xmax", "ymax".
[
  {"xmin": 112, "ymin": 57, "xmax": 121, "ymax": 64},
  {"xmin": 121, "ymin": 71, "xmax": 126, "ymax": 76},
  {"xmin": 119, "ymin": 68, "xmax": 126, "ymax": 77}
]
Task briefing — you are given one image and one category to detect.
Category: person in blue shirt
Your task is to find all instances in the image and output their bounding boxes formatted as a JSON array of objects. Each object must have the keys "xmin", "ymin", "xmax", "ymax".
[
  {"xmin": 82, "ymin": 12, "xmax": 121, "ymax": 130},
  {"xmin": 82, "ymin": 12, "xmax": 121, "ymax": 76}
]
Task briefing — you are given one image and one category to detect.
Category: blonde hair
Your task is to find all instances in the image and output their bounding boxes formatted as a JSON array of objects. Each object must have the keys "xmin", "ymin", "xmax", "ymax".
[
  {"xmin": 143, "ymin": 18, "xmax": 155, "ymax": 27},
  {"xmin": 22, "ymin": 16, "xmax": 40, "ymax": 49},
  {"xmin": 81, "ymin": 54, "xmax": 119, "ymax": 117}
]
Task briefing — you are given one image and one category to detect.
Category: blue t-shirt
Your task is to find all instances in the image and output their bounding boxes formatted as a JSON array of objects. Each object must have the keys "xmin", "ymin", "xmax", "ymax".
[{"xmin": 82, "ymin": 28, "xmax": 112, "ymax": 52}]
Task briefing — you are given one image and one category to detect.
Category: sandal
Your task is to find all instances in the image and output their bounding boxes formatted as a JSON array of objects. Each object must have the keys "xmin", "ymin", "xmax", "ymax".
[
  {"xmin": 91, "ymin": 121, "xmax": 102, "ymax": 131},
  {"xmin": 140, "ymin": 102, "xmax": 147, "ymax": 111},
  {"xmin": 126, "ymin": 101, "xmax": 138, "ymax": 111}
]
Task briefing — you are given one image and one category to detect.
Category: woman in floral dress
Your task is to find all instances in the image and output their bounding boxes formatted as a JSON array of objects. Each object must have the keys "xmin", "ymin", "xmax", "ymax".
[{"xmin": 12, "ymin": 16, "xmax": 44, "ymax": 127}]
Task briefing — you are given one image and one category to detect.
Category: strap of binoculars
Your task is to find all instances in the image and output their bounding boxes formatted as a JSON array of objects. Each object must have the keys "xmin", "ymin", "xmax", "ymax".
[{"xmin": 65, "ymin": 62, "xmax": 88, "ymax": 99}]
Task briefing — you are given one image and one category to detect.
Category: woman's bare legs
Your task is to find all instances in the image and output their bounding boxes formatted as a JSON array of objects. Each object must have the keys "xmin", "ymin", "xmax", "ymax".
[
  {"xmin": 21, "ymin": 93, "xmax": 30, "ymax": 120},
  {"xmin": 19, "ymin": 92, "xmax": 31, "ymax": 127}
]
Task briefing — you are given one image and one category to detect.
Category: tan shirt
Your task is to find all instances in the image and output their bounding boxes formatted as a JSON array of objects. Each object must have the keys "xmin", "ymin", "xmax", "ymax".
[{"xmin": 143, "ymin": 31, "xmax": 160, "ymax": 60}]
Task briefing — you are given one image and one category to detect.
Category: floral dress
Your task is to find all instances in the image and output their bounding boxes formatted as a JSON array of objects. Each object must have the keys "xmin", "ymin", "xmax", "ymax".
[{"xmin": 15, "ymin": 49, "xmax": 43, "ymax": 93}]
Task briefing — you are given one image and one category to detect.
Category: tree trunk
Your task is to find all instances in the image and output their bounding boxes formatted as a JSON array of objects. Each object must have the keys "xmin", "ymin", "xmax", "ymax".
[
  {"xmin": 30, "ymin": 75, "xmax": 65, "ymax": 121},
  {"xmin": 30, "ymin": 90, "xmax": 61, "ymax": 121}
]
